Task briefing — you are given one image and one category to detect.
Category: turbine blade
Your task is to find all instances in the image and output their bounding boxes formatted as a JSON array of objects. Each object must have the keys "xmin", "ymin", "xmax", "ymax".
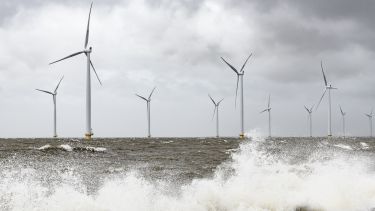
[
  {"xmin": 235, "ymin": 75, "xmax": 239, "ymax": 107},
  {"xmin": 49, "ymin": 51, "xmax": 85, "ymax": 65},
  {"xmin": 221, "ymin": 57, "xmax": 239, "ymax": 74},
  {"xmin": 218, "ymin": 98, "xmax": 224, "ymax": 105},
  {"xmin": 315, "ymin": 89, "xmax": 327, "ymax": 111},
  {"xmin": 212, "ymin": 106, "xmax": 216, "ymax": 120},
  {"xmin": 90, "ymin": 59, "xmax": 102, "ymax": 85},
  {"xmin": 148, "ymin": 87, "xmax": 156, "ymax": 100},
  {"xmin": 240, "ymin": 53, "xmax": 252, "ymax": 72},
  {"xmin": 36, "ymin": 89, "xmax": 53, "ymax": 95},
  {"xmin": 310, "ymin": 105, "xmax": 314, "ymax": 112},
  {"xmin": 54, "ymin": 76, "xmax": 64, "ymax": 93},
  {"xmin": 260, "ymin": 108, "xmax": 268, "ymax": 113},
  {"xmin": 85, "ymin": 2, "xmax": 93, "ymax": 48},
  {"xmin": 321, "ymin": 60, "xmax": 328, "ymax": 87},
  {"xmin": 339, "ymin": 105, "xmax": 344, "ymax": 116},
  {"xmin": 208, "ymin": 94, "xmax": 216, "ymax": 105},
  {"xmin": 267, "ymin": 94, "xmax": 271, "ymax": 108},
  {"xmin": 304, "ymin": 105, "xmax": 310, "ymax": 113},
  {"xmin": 135, "ymin": 94, "xmax": 148, "ymax": 101}
]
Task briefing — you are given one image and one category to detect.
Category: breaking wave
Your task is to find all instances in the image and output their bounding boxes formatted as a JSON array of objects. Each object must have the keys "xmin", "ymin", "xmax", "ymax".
[
  {"xmin": 36, "ymin": 144, "xmax": 106, "ymax": 152},
  {"xmin": 3, "ymin": 137, "xmax": 375, "ymax": 211}
]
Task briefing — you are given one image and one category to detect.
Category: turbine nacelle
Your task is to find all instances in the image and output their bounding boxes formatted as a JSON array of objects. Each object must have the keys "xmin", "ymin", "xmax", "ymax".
[
  {"xmin": 221, "ymin": 53, "xmax": 252, "ymax": 106},
  {"xmin": 84, "ymin": 47, "xmax": 92, "ymax": 53},
  {"xmin": 208, "ymin": 94, "xmax": 224, "ymax": 119},
  {"xmin": 260, "ymin": 108, "xmax": 271, "ymax": 113},
  {"xmin": 326, "ymin": 84, "xmax": 337, "ymax": 89},
  {"xmin": 316, "ymin": 62, "xmax": 337, "ymax": 111},
  {"xmin": 304, "ymin": 105, "xmax": 314, "ymax": 114}
]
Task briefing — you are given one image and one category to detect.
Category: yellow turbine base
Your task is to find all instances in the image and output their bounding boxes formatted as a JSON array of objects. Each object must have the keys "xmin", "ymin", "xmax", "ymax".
[
  {"xmin": 239, "ymin": 133, "xmax": 245, "ymax": 139},
  {"xmin": 85, "ymin": 133, "xmax": 93, "ymax": 140}
]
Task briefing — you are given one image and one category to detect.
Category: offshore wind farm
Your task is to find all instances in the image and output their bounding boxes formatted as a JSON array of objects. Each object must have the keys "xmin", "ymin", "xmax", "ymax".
[{"xmin": 0, "ymin": 1, "xmax": 375, "ymax": 210}]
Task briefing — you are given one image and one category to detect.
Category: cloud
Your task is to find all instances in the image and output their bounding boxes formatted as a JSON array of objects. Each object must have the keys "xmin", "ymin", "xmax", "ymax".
[{"xmin": 0, "ymin": 0, "xmax": 373, "ymax": 137}]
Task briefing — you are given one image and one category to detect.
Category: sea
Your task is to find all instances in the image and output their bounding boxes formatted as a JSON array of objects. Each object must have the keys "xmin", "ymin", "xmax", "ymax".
[{"xmin": 1, "ymin": 135, "xmax": 375, "ymax": 211}]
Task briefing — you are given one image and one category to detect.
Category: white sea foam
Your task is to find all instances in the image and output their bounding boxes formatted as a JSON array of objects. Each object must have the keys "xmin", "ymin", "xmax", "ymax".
[
  {"xmin": 333, "ymin": 144, "xmax": 353, "ymax": 150},
  {"xmin": 83, "ymin": 146, "xmax": 107, "ymax": 152},
  {"xmin": 361, "ymin": 142, "xmax": 369, "ymax": 149},
  {"xmin": 59, "ymin": 144, "xmax": 73, "ymax": 152},
  {"xmin": 37, "ymin": 144, "xmax": 51, "ymax": 150},
  {"xmin": 5, "ymin": 138, "xmax": 375, "ymax": 210}
]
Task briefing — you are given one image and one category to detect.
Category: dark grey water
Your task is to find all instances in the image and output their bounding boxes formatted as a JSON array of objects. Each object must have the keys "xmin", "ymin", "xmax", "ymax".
[
  {"xmin": 1, "ymin": 136, "xmax": 375, "ymax": 210},
  {"xmin": 0, "ymin": 138, "xmax": 241, "ymax": 193}
]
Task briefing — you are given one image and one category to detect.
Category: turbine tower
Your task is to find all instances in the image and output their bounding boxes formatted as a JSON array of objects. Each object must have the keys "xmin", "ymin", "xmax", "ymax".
[
  {"xmin": 208, "ymin": 94, "xmax": 224, "ymax": 138},
  {"xmin": 339, "ymin": 105, "xmax": 346, "ymax": 137},
  {"xmin": 316, "ymin": 61, "xmax": 337, "ymax": 137},
  {"xmin": 36, "ymin": 76, "xmax": 64, "ymax": 138},
  {"xmin": 135, "ymin": 87, "xmax": 156, "ymax": 138},
  {"xmin": 221, "ymin": 53, "xmax": 252, "ymax": 139},
  {"xmin": 365, "ymin": 108, "xmax": 373, "ymax": 137},
  {"xmin": 49, "ymin": 2, "xmax": 102, "ymax": 140},
  {"xmin": 260, "ymin": 94, "xmax": 272, "ymax": 137},
  {"xmin": 304, "ymin": 105, "xmax": 314, "ymax": 137}
]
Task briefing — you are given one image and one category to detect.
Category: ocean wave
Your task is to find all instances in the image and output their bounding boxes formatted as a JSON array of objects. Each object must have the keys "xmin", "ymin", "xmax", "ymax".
[
  {"xmin": 36, "ymin": 144, "xmax": 106, "ymax": 152},
  {"xmin": 6, "ymin": 139, "xmax": 375, "ymax": 210},
  {"xmin": 361, "ymin": 142, "xmax": 369, "ymax": 149},
  {"xmin": 74, "ymin": 146, "xmax": 107, "ymax": 152},
  {"xmin": 333, "ymin": 144, "xmax": 353, "ymax": 150}
]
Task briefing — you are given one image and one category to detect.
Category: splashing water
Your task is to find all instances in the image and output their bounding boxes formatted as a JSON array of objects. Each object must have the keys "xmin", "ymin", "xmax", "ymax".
[{"xmin": 1, "ymin": 137, "xmax": 375, "ymax": 210}]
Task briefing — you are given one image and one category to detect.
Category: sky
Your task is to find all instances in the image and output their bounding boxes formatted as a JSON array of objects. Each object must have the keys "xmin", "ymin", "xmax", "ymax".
[{"xmin": 0, "ymin": 0, "xmax": 374, "ymax": 138}]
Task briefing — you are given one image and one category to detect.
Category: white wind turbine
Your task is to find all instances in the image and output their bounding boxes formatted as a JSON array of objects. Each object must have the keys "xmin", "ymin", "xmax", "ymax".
[
  {"xmin": 339, "ymin": 105, "xmax": 346, "ymax": 137},
  {"xmin": 364, "ymin": 108, "xmax": 373, "ymax": 137},
  {"xmin": 49, "ymin": 2, "xmax": 102, "ymax": 140},
  {"xmin": 260, "ymin": 94, "xmax": 272, "ymax": 137},
  {"xmin": 221, "ymin": 53, "xmax": 252, "ymax": 139},
  {"xmin": 135, "ymin": 87, "xmax": 156, "ymax": 138},
  {"xmin": 316, "ymin": 61, "xmax": 337, "ymax": 137},
  {"xmin": 36, "ymin": 76, "xmax": 64, "ymax": 138},
  {"xmin": 304, "ymin": 105, "xmax": 314, "ymax": 137},
  {"xmin": 208, "ymin": 94, "xmax": 224, "ymax": 138}
]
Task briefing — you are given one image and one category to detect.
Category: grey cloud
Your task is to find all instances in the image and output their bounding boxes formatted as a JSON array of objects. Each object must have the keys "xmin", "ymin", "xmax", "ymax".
[{"xmin": 0, "ymin": 0, "xmax": 374, "ymax": 137}]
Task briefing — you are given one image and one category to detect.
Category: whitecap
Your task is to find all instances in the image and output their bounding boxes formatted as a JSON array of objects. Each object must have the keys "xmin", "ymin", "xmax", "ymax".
[
  {"xmin": 79, "ymin": 146, "xmax": 107, "ymax": 152},
  {"xmin": 361, "ymin": 142, "xmax": 369, "ymax": 149},
  {"xmin": 59, "ymin": 144, "xmax": 73, "ymax": 152},
  {"xmin": 334, "ymin": 144, "xmax": 353, "ymax": 150},
  {"xmin": 37, "ymin": 144, "xmax": 51, "ymax": 150}
]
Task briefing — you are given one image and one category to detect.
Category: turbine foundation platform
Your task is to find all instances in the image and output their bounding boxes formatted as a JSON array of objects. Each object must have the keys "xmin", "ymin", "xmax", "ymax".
[
  {"xmin": 85, "ymin": 133, "xmax": 93, "ymax": 140},
  {"xmin": 239, "ymin": 133, "xmax": 245, "ymax": 139}
]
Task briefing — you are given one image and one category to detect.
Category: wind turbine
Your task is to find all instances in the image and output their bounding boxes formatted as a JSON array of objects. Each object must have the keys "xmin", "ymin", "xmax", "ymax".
[
  {"xmin": 316, "ymin": 61, "xmax": 337, "ymax": 137},
  {"xmin": 304, "ymin": 105, "xmax": 314, "ymax": 137},
  {"xmin": 364, "ymin": 108, "xmax": 373, "ymax": 137},
  {"xmin": 221, "ymin": 53, "xmax": 252, "ymax": 139},
  {"xmin": 260, "ymin": 94, "xmax": 272, "ymax": 137},
  {"xmin": 49, "ymin": 2, "xmax": 102, "ymax": 140},
  {"xmin": 339, "ymin": 105, "xmax": 346, "ymax": 137},
  {"xmin": 36, "ymin": 76, "xmax": 64, "ymax": 138},
  {"xmin": 208, "ymin": 94, "xmax": 224, "ymax": 138},
  {"xmin": 135, "ymin": 87, "xmax": 156, "ymax": 138}
]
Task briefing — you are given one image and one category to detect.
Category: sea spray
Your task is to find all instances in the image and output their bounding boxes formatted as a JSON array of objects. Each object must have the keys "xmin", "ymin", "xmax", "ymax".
[{"xmin": 1, "ymin": 137, "xmax": 375, "ymax": 210}]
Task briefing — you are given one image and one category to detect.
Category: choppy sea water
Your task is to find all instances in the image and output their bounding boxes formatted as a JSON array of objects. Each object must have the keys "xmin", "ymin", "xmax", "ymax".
[{"xmin": 1, "ymin": 136, "xmax": 375, "ymax": 211}]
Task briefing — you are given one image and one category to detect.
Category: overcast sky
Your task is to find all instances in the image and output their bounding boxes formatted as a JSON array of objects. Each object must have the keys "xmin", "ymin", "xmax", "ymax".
[{"xmin": 0, "ymin": 0, "xmax": 374, "ymax": 138}]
